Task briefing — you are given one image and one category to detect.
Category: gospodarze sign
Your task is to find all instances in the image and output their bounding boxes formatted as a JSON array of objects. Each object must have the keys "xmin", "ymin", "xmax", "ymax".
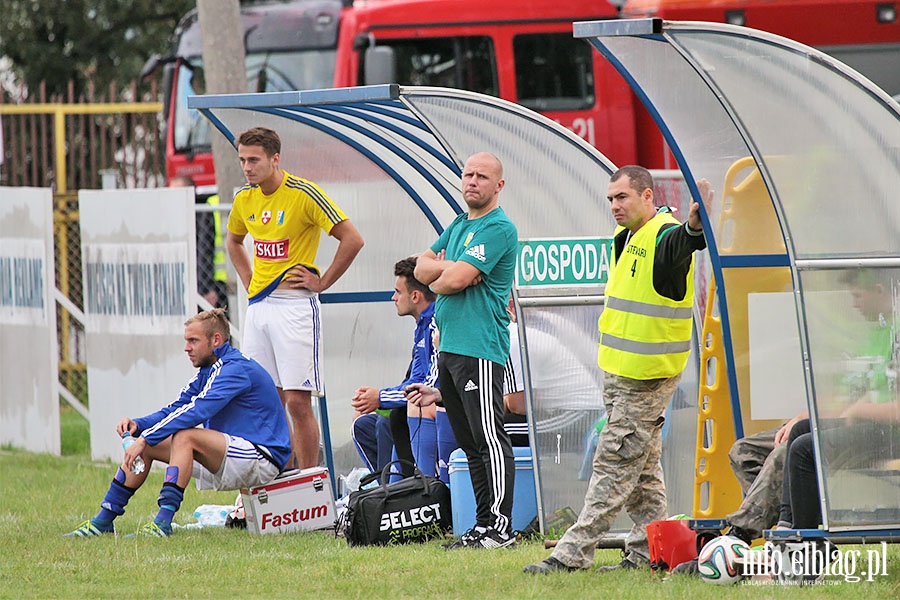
[{"xmin": 516, "ymin": 238, "xmax": 613, "ymax": 287}]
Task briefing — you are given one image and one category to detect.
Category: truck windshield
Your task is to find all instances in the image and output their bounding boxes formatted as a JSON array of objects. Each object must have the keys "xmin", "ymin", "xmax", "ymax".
[
  {"xmin": 173, "ymin": 49, "xmax": 337, "ymax": 154},
  {"xmin": 514, "ymin": 33, "xmax": 595, "ymax": 111}
]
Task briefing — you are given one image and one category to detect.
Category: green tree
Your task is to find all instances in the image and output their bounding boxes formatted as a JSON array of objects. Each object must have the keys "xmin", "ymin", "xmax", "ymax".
[{"xmin": 0, "ymin": 0, "xmax": 195, "ymax": 97}]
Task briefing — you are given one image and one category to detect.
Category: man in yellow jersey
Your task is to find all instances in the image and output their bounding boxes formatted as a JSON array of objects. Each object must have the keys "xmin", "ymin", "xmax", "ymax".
[
  {"xmin": 226, "ymin": 127, "xmax": 364, "ymax": 469},
  {"xmin": 525, "ymin": 165, "xmax": 712, "ymax": 574}
]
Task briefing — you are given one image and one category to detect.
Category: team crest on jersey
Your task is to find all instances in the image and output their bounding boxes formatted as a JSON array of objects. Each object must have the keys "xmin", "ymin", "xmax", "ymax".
[
  {"xmin": 262, "ymin": 210, "xmax": 272, "ymax": 225},
  {"xmin": 277, "ymin": 210, "xmax": 285, "ymax": 225},
  {"xmin": 464, "ymin": 232, "xmax": 474, "ymax": 247}
]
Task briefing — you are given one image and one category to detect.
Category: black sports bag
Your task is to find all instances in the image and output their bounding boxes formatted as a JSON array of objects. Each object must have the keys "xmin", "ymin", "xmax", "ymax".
[{"xmin": 339, "ymin": 460, "xmax": 452, "ymax": 545}]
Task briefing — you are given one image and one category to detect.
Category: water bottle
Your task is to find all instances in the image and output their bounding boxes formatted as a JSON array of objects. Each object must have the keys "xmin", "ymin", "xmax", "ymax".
[
  {"xmin": 193, "ymin": 505, "xmax": 230, "ymax": 527},
  {"xmin": 121, "ymin": 432, "xmax": 146, "ymax": 475}
]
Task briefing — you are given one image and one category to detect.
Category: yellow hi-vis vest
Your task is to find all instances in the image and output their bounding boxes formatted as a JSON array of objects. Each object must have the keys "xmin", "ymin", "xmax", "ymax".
[
  {"xmin": 598, "ymin": 211, "xmax": 695, "ymax": 380},
  {"xmin": 207, "ymin": 195, "xmax": 227, "ymax": 283}
]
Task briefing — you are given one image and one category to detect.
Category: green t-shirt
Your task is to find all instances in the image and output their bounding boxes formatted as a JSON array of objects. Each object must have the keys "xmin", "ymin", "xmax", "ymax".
[
  {"xmin": 431, "ymin": 207, "xmax": 517, "ymax": 364},
  {"xmin": 843, "ymin": 324, "xmax": 896, "ymax": 403}
]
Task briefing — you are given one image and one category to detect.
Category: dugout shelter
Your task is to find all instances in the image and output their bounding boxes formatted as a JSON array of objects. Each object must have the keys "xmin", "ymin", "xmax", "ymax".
[
  {"xmin": 188, "ymin": 84, "xmax": 705, "ymax": 531},
  {"xmin": 575, "ymin": 18, "xmax": 900, "ymax": 538}
]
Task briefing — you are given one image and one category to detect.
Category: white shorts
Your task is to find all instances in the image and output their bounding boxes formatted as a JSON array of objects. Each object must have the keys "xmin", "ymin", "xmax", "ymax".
[
  {"xmin": 194, "ymin": 434, "xmax": 281, "ymax": 491},
  {"xmin": 243, "ymin": 289, "xmax": 323, "ymax": 395}
]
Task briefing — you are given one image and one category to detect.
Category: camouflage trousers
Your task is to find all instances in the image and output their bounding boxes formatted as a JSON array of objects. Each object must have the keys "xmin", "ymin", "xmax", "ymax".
[
  {"xmin": 551, "ymin": 371, "xmax": 680, "ymax": 568},
  {"xmin": 726, "ymin": 427, "xmax": 785, "ymax": 539}
]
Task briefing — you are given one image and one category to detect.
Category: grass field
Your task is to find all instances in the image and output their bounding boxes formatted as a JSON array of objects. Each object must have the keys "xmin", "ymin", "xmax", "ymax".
[{"xmin": 2, "ymin": 409, "xmax": 899, "ymax": 599}]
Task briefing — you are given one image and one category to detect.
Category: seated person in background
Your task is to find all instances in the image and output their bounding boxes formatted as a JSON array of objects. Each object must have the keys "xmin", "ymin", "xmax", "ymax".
[
  {"xmin": 677, "ymin": 270, "xmax": 895, "ymax": 564},
  {"xmin": 672, "ymin": 412, "xmax": 805, "ymax": 575},
  {"xmin": 65, "ymin": 309, "xmax": 291, "ymax": 538},
  {"xmin": 779, "ymin": 400, "xmax": 900, "ymax": 531},
  {"xmin": 350, "ymin": 257, "xmax": 456, "ymax": 483},
  {"xmin": 778, "ymin": 269, "xmax": 899, "ymax": 531},
  {"xmin": 503, "ymin": 306, "xmax": 530, "ymax": 447},
  {"xmin": 719, "ymin": 413, "xmax": 806, "ymax": 543}
]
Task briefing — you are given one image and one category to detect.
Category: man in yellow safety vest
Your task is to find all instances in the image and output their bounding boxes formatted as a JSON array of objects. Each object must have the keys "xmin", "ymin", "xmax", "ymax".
[{"xmin": 525, "ymin": 165, "xmax": 712, "ymax": 574}]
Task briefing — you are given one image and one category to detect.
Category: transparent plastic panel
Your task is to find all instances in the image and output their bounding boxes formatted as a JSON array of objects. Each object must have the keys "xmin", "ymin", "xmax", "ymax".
[
  {"xmin": 207, "ymin": 106, "xmax": 461, "ymax": 296},
  {"xmin": 799, "ymin": 268, "xmax": 900, "ymax": 530},
  {"xmin": 404, "ymin": 92, "xmax": 616, "ymax": 239},
  {"xmin": 521, "ymin": 304, "xmax": 699, "ymax": 526},
  {"xmin": 322, "ymin": 301, "xmax": 423, "ymax": 487},
  {"xmin": 668, "ymin": 30, "xmax": 900, "ymax": 258},
  {"xmin": 596, "ymin": 37, "xmax": 784, "ymax": 259}
]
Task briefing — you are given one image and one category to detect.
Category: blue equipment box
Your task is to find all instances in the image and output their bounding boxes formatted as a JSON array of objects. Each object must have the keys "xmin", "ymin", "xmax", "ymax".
[{"xmin": 448, "ymin": 446, "xmax": 537, "ymax": 535}]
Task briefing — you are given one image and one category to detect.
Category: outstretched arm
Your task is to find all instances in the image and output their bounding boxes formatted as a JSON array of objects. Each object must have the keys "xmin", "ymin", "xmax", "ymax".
[
  {"xmin": 687, "ymin": 178, "xmax": 713, "ymax": 232},
  {"xmin": 404, "ymin": 383, "xmax": 442, "ymax": 408}
]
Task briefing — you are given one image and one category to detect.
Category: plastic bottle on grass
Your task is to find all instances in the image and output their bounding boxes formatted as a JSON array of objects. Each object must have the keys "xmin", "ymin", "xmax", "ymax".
[
  {"xmin": 193, "ymin": 505, "xmax": 230, "ymax": 527},
  {"xmin": 121, "ymin": 432, "xmax": 146, "ymax": 474}
]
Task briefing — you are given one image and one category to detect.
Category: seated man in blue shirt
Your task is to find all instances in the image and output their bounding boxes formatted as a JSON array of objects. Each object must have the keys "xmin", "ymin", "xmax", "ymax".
[
  {"xmin": 65, "ymin": 308, "xmax": 291, "ymax": 538},
  {"xmin": 351, "ymin": 256, "xmax": 456, "ymax": 482}
]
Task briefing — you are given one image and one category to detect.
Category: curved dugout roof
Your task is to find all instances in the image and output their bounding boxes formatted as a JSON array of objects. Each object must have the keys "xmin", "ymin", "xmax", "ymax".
[
  {"xmin": 576, "ymin": 18, "xmax": 900, "ymax": 531},
  {"xmin": 188, "ymin": 85, "xmax": 617, "ymax": 278}
]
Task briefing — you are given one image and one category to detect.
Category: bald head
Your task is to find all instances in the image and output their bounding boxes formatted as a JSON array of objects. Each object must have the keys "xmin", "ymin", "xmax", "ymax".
[{"xmin": 461, "ymin": 152, "xmax": 505, "ymax": 216}]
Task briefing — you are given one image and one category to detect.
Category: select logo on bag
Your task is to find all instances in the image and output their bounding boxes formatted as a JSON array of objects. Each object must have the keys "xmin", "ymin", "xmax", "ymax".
[
  {"xmin": 260, "ymin": 505, "xmax": 330, "ymax": 530},
  {"xmin": 380, "ymin": 502, "xmax": 445, "ymax": 542},
  {"xmin": 342, "ymin": 460, "xmax": 452, "ymax": 546}
]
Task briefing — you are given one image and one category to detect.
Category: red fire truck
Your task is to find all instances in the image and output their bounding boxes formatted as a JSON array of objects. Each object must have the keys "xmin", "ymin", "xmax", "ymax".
[
  {"xmin": 153, "ymin": 0, "xmax": 900, "ymax": 189},
  {"xmin": 622, "ymin": 0, "xmax": 900, "ymax": 166}
]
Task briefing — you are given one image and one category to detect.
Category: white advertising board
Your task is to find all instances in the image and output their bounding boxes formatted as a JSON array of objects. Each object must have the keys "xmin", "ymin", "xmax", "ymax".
[
  {"xmin": 80, "ymin": 188, "xmax": 196, "ymax": 461},
  {"xmin": 0, "ymin": 187, "xmax": 59, "ymax": 453}
]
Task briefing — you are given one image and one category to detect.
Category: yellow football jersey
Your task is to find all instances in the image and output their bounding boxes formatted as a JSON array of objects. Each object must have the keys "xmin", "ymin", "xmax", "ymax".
[{"xmin": 227, "ymin": 171, "xmax": 348, "ymax": 298}]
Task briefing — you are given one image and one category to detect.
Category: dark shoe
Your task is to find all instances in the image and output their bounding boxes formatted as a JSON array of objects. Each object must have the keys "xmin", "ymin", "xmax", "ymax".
[
  {"xmin": 444, "ymin": 526, "xmax": 515, "ymax": 550},
  {"xmin": 724, "ymin": 524, "xmax": 755, "ymax": 545},
  {"xmin": 596, "ymin": 558, "xmax": 641, "ymax": 573},
  {"xmin": 670, "ymin": 559, "xmax": 699, "ymax": 576},
  {"xmin": 523, "ymin": 557, "xmax": 579, "ymax": 574},
  {"xmin": 442, "ymin": 527, "xmax": 481, "ymax": 550},
  {"xmin": 225, "ymin": 493, "xmax": 247, "ymax": 529}
]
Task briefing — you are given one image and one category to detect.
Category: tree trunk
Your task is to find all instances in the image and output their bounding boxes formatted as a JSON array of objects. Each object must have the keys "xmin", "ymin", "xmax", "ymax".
[{"xmin": 196, "ymin": 0, "xmax": 247, "ymax": 201}]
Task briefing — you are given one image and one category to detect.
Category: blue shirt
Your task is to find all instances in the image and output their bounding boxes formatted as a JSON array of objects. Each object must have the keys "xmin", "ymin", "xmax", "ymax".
[
  {"xmin": 134, "ymin": 342, "xmax": 292, "ymax": 469},
  {"xmin": 379, "ymin": 302, "xmax": 439, "ymax": 409}
]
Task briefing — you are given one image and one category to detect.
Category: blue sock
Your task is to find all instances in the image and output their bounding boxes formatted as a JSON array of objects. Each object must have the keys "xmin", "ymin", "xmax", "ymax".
[
  {"xmin": 436, "ymin": 411, "xmax": 457, "ymax": 485},
  {"xmin": 95, "ymin": 469, "xmax": 135, "ymax": 524},
  {"xmin": 409, "ymin": 416, "xmax": 437, "ymax": 477},
  {"xmin": 155, "ymin": 482, "xmax": 185, "ymax": 525},
  {"xmin": 388, "ymin": 448, "xmax": 403, "ymax": 484}
]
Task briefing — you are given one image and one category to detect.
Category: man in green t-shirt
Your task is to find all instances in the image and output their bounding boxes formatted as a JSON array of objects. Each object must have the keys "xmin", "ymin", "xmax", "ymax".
[{"xmin": 409, "ymin": 152, "xmax": 518, "ymax": 549}]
